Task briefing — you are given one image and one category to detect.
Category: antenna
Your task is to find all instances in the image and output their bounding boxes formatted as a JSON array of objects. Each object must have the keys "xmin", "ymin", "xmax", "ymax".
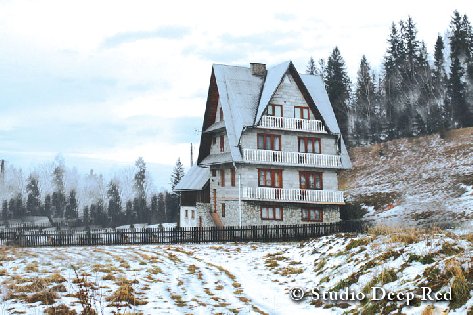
[{"xmin": 190, "ymin": 143, "xmax": 194, "ymax": 167}]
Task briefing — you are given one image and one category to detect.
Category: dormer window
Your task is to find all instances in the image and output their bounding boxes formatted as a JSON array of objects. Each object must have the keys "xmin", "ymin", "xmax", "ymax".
[
  {"xmin": 266, "ymin": 104, "xmax": 282, "ymax": 117},
  {"xmin": 294, "ymin": 106, "xmax": 310, "ymax": 120}
]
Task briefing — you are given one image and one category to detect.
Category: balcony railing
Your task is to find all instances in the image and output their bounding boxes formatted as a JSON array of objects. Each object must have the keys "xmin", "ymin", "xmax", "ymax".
[
  {"xmin": 259, "ymin": 116, "xmax": 327, "ymax": 133},
  {"xmin": 242, "ymin": 187, "xmax": 344, "ymax": 204},
  {"xmin": 243, "ymin": 149, "xmax": 341, "ymax": 168}
]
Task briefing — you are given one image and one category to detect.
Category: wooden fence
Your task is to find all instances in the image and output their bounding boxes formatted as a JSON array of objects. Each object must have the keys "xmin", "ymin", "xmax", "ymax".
[{"xmin": 0, "ymin": 220, "xmax": 368, "ymax": 247}]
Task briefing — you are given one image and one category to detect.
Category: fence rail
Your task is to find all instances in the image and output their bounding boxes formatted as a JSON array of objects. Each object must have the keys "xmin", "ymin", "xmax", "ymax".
[
  {"xmin": 243, "ymin": 149, "xmax": 342, "ymax": 168},
  {"xmin": 0, "ymin": 221, "xmax": 368, "ymax": 247}
]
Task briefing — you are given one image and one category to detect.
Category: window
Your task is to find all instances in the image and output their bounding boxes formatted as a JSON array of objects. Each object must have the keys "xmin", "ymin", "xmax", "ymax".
[
  {"xmin": 220, "ymin": 135, "xmax": 225, "ymax": 152},
  {"xmin": 212, "ymin": 169, "xmax": 216, "ymax": 177},
  {"xmin": 185, "ymin": 209, "xmax": 188, "ymax": 218},
  {"xmin": 294, "ymin": 106, "xmax": 310, "ymax": 120},
  {"xmin": 299, "ymin": 172, "xmax": 323, "ymax": 190},
  {"xmin": 220, "ymin": 169, "xmax": 225, "ymax": 187},
  {"xmin": 301, "ymin": 208, "xmax": 323, "ymax": 222},
  {"xmin": 261, "ymin": 206, "xmax": 283, "ymax": 220},
  {"xmin": 219, "ymin": 107, "xmax": 224, "ymax": 121},
  {"xmin": 212, "ymin": 137, "xmax": 216, "ymax": 145},
  {"xmin": 191, "ymin": 210, "xmax": 195, "ymax": 219},
  {"xmin": 257, "ymin": 134, "xmax": 281, "ymax": 151},
  {"xmin": 266, "ymin": 104, "xmax": 283, "ymax": 117},
  {"xmin": 231, "ymin": 168, "xmax": 236, "ymax": 187},
  {"xmin": 222, "ymin": 203, "xmax": 226, "ymax": 217},
  {"xmin": 258, "ymin": 169, "xmax": 283, "ymax": 188},
  {"xmin": 298, "ymin": 137, "xmax": 321, "ymax": 154}
]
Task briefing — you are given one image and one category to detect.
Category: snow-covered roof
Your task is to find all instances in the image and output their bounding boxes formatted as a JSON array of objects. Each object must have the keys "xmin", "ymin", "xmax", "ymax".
[
  {"xmin": 174, "ymin": 165, "xmax": 210, "ymax": 191},
  {"xmin": 199, "ymin": 61, "xmax": 351, "ymax": 169}
]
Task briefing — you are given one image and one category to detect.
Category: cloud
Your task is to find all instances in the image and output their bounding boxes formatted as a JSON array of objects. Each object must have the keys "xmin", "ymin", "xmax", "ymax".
[{"xmin": 102, "ymin": 26, "xmax": 191, "ymax": 48}]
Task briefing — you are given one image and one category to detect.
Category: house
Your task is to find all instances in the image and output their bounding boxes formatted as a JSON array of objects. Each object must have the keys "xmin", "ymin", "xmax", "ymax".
[{"xmin": 175, "ymin": 61, "xmax": 351, "ymax": 227}]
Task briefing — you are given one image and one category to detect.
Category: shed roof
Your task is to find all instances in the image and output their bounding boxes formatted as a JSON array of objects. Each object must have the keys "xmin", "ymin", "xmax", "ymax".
[{"xmin": 174, "ymin": 165, "xmax": 210, "ymax": 191}]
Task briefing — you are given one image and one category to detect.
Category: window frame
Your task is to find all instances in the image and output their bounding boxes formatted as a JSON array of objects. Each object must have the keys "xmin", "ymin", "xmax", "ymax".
[
  {"xmin": 257, "ymin": 133, "xmax": 282, "ymax": 151},
  {"xmin": 298, "ymin": 137, "xmax": 321, "ymax": 154},
  {"xmin": 294, "ymin": 106, "xmax": 310, "ymax": 120},
  {"xmin": 221, "ymin": 203, "xmax": 226, "ymax": 217},
  {"xmin": 266, "ymin": 104, "xmax": 283, "ymax": 117},
  {"xmin": 258, "ymin": 169, "xmax": 283, "ymax": 188},
  {"xmin": 219, "ymin": 107, "xmax": 224, "ymax": 121},
  {"xmin": 299, "ymin": 171, "xmax": 323, "ymax": 190},
  {"xmin": 230, "ymin": 168, "xmax": 236, "ymax": 187},
  {"xmin": 211, "ymin": 169, "xmax": 216, "ymax": 177},
  {"xmin": 260, "ymin": 205, "xmax": 283, "ymax": 221},
  {"xmin": 220, "ymin": 169, "xmax": 225, "ymax": 187},
  {"xmin": 301, "ymin": 208, "xmax": 323, "ymax": 222},
  {"xmin": 219, "ymin": 134, "xmax": 225, "ymax": 152}
]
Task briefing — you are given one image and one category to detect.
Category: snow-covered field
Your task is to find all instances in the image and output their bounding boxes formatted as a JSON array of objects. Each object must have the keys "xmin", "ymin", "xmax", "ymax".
[
  {"xmin": 1, "ymin": 228, "xmax": 471, "ymax": 314},
  {"xmin": 341, "ymin": 127, "xmax": 473, "ymax": 229}
]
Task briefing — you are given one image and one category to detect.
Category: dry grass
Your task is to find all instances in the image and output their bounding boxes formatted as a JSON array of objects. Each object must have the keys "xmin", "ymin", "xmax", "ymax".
[
  {"xmin": 107, "ymin": 282, "xmax": 147, "ymax": 306},
  {"xmin": 170, "ymin": 293, "xmax": 187, "ymax": 307},
  {"xmin": 367, "ymin": 225, "xmax": 444, "ymax": 244},
  {"xmin": 446, "ymin": 259, "xmax": 470, "ymax": 309},
  {"xmin": 26, "ymin": 290, "xmax": 59, "ymax": 304},
  {"xmin": 187, "ymin": 264, "xmax": 197, "ymax": 274},
  {"xmin": 45, "ymin": 304, "xmax": 78, "ymax": 315},
  {"xmin": 363, "ymin": 268, "xmax": 398, "ymax": 294},
  {"xmin": 421, "ymin": 305, "xmax": 435, "ymax": 315},
  {"xmin": 279, "ymin": 266, "xmax": 304, "ymax": 276}
]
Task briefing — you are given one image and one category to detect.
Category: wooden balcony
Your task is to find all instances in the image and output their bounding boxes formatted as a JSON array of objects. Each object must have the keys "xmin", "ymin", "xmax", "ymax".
[
  {"xmin": 259, "ymin": 116, "xmax": 327, "ymax": 133},
  {"xmin": 243, "ymin": 149, "xmax": 341, "ymax": 168},
  {"xmin": 242, "ymin": 187, "xmax": 344, "ymax": 204}
]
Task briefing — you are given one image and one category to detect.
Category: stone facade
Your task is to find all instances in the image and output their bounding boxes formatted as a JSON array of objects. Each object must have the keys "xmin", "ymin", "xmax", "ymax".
[{"xmin": 179, "ymin": 65, "xmax": 348, "ymax": 228}]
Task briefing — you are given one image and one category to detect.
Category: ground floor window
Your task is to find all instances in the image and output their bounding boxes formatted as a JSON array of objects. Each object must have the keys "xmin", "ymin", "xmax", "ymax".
[
  {"xmin": 185, "ymin": 209, "xmax": 188, "ymax": 218},
  {"xmin": 261, "ymin": 206, "xmax": 283, "ymax": 220},
  {"xmin": 301, "ymin": 208, "xmax": 323, "ymax": 222},
  {"xmin": 191, "ymin": 210, "xmax": 195, "ymax": 219}
]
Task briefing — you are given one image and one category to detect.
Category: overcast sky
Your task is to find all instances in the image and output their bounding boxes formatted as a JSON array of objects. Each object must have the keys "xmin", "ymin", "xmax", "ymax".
[{"xmin": 0, "ymin": 0, "xmax": 471, "ymax": 189}]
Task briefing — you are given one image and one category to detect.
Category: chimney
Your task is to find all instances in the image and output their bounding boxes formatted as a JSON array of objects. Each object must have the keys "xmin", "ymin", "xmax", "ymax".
[
  {"xmin": 190, "ymin": 143, "xmax": 194, "ymax": 167},
  {"xmin": 250, "ymin": 63, "xmax": 266, "ymax": 76}
]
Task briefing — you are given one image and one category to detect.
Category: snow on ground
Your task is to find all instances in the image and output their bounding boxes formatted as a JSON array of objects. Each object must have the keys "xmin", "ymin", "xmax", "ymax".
[
  {"xmin": 0, "ymin": 228, "xmax": 471, "ymax": 314},
  {"xmin": 341, "ymin": 127, "xmax": 473, "ymax": 228}
]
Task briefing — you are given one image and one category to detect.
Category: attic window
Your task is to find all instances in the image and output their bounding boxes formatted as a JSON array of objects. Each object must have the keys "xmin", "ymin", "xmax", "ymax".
[
  {"xmin": 219, "ymin": 107, "xmax": 224, "ymax": 121},
  {"xmin": 266, "ymin": 104, "xmax": 282, "ymax": 117}
]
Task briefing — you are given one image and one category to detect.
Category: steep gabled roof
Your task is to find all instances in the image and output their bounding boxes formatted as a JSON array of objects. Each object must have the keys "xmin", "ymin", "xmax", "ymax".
[{"xmin": 197, "ymin": 61, "xmax": 352, "ymax": 169}]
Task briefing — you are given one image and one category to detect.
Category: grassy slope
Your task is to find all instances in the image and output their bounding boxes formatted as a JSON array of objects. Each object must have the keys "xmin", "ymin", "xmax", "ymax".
[{"xmin": 340, "ymin": 127, "xmax": 473, "ymax": 227}]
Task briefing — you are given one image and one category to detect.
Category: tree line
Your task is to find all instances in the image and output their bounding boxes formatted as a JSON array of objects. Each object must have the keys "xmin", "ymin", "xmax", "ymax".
[
  {"xmin": 1, "ymin": 157, "xmax": 185, "ymax": 227},
  {"xmin": 307, "ymin": 10, "xmax": 473, "ymax": 145}
]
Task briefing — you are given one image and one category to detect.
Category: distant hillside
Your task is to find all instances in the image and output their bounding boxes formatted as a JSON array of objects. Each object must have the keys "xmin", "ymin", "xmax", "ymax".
[{"xmin": 340, "ymin": 127, "xmax": 473, "ymax": 229}]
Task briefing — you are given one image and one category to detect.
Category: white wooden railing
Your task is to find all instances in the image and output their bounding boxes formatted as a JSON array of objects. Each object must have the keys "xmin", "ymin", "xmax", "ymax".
[
  {"xmin": 242, "ymin": 187, "xmax": 344, "ymax": 204},
  {"xmin": 243, "ymin": 149, "xmax": 341, "ymax": 168},
  {"xmin": 259, "ymin": 116, "xmax": 327, "ymax": 133}
]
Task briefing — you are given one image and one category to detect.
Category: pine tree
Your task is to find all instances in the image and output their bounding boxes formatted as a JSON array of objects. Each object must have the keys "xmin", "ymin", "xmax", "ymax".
[
  {"xmin": 65, "ymin": 190, "xmax": 78, "ymax": 220},
  {"xmin": 151, "ymin": 194, "xmax": 158, "ymax": 224},
  {"xmin": 2, "ymin": 200, "xmax": 9, "ymax": 221},
  {"xmin": 306, "ymin": 57, "xmax": 317, "ymax": 75},
  {"xmin": 170, "ymin": 158, "xmax": 185, "ymax": 191},
  {"xmin": 44, "ymin": 195, "xmax": 52, "ymax": 217},
  {"xmin": 157, "ymin": 192, "xmax": 166, "ymax": 223},
  {"xmin": 26, "ymin": 175, "xmax": 41, "ymax": 216},
  {"xmin": 15, "ymin": 193, "xmax": 25, "ymax": 218},
  {"xmin": 125, "ymin": 200, "xmax": 134, "ymax": 224},
  {"xmin": 52, "ymin": 164, "xmax": 66, "ymax": 218},
  {"xmin": 83, "ymin": 205, "xmax": 90, "ymax": 226},
  {"xmin": 165, "ymin": 191, "xmax": 179, "ymax": 223},
  {"xmin": 8, "ymin": 198, "xmax": 16, "ymax": 219},
  {"xmin": 448, "ymin": 10, "xmax": 473, "ymax": 127},
  {"xmin": 430, "ymin": 35, "xmax": 448, "ymax": 132},
  {"xmin": 107, "ymin": 181, "xmax": 122, "ymax": 227},
  {"xmin": 353, "ymin": 55, "xmax": 376, "ymax": 144},
  {"xmin": 324, "ymin": 47, "xmax": 351, "ymax": 139}
]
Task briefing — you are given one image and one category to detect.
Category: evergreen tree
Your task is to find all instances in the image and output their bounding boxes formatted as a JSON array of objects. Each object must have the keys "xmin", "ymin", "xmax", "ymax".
[
  {"xmin": 125, "ymin": 200, "xmax": 134, "ymax": 224},
  {"xmin": 448, "ymin": 11, "xmax": 473, "ymax": 127},
  {"xmin": 429, "ymin": 35, "xmax": 448, "ymax": 132},
  {"xmin": 157, "ymin": 192, "xmax": 166, "ymax": 223},
  {"xmin": 306, "ymin": 57, "xmax": 317, "ymax": 75},
  {"xmin": 150, "ymin": 194, "xmax": 158, "ymax": 224},
  {"xmin": 26, "ymin": 175, "xmax": 41, "ymax": 216},
  {"xmin": 65, "ymin": 190, "xmax": 78, "ymax": 220},
  {"xmin": 170, "ymin": 158, "xmax": 185, "ymax": 191},
  {"xmin": 353, "ymin": 55, "xmax": 377, "ymax": 143},
  {"xmin": 83, "ymin": 205, "xmax": 90, "ymax": 226},
  {"xmin": 15, "ymin": 193, "xmax": 25, "ymax": 218},
  {"xmin": 2, "ymin": 200, "xmax": 9, "ymax": 221},
  {"xmin": 44, "ymin": 194, "xmax": 52, "ymax": 217},
  {"xmin": 107, "ymin": 181, "xmax": 122, "ymax": 226},
  {"xmin": 324, "ymin": 47, "xmax": 351, "ymax": 139},
  {"xmin": 165, "ymin": 191, "xmax": 179, "ymax": 223},
  {"xmin": 133, "ymin": 157, "xmax": 147, "ymax": 222},
  {"xmin": 8, "ymin": 198, "xmax": 16, "ymax": 219},
  {"xmin": 52, "ymin": 165, "xmax": 66, "ymax": 218}
]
